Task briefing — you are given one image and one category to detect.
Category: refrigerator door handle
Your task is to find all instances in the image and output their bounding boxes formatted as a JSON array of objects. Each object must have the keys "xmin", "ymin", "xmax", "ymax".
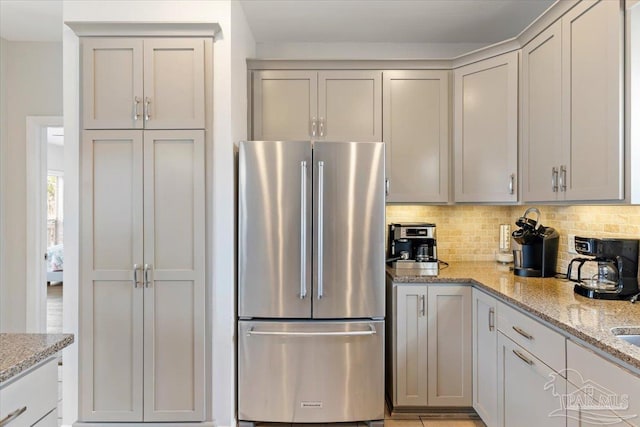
[
  {"xmin": 317, "ymin": 160, "xmax": 324, "ymax": 299},
  {"xmin": 300, "ymin": 160, "xmax": 307, "ymax": 299},
  {"xmin": 246, "ymin": 324, "xmax": 376, "ymax": 337}
]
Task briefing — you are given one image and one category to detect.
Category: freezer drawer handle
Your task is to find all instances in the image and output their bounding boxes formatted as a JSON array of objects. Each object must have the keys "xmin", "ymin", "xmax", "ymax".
[
  {"xmin": 300, "ymin": 160, "xmax": 308, "ymax": 299},
  {"xmin": 246, "ymin": 324, "xmax": 376, "ymax": 337}
]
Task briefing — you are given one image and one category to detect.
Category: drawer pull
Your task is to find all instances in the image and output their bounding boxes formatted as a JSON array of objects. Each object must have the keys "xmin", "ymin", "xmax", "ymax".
[
  {"xmin": 0, "ymin": 406, "xmax": 27, "ymax": 426},
  {"xmin": 512, "ymin": 349, "xmax": 534, "ymax": 366},
  {"xmin": 512, "ymin": 326, "xmax": 534, "ymax": 340},
  {"xmin": 247, "ymin": 324, "xmax": 376, "ymax": 337},
  {"xmin": 488, "ymin": 307, "xmax": 495, "ymax": 331}
]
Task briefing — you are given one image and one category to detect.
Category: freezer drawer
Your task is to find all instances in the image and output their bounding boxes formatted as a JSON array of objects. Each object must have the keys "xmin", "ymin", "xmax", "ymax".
[{"xmin": 238, "ymin": 320, "xmax": 385, "ymax": 423}]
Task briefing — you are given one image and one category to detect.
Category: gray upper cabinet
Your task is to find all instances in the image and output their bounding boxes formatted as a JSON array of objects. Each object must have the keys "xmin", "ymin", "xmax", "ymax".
[
  {"xmin": 454, "ymin": 51, "xmax": 518, "ymax": 203},
  {"xmin": 82, "ymin": 38, "xmax": 205, "ymax": 130},
  {"xmin": 383, "ymin": 70, "xmax": 450, "ymax": 203},
  {"xmin": 521, "ymin": 0, "xmax": 624, "ymax": 202},
  {"xmin": 252, "ymin": 70, "xmax": 381, "ymax": 142},
  {"xmin": 521, "ymin": 22, "xmax": 562, "ymax": 203}
]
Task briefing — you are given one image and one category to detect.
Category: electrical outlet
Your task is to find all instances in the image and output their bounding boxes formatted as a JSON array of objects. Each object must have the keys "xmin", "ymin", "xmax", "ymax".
[{"xmin": 568, "ymin": 234, "xmax": 577, "ymax": 254}]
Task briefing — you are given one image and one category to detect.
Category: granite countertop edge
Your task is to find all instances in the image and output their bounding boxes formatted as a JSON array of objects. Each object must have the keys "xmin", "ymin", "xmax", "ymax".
[
  {"xmin": 0, "ymin": 333, "xmax": 75, "ymax": 383},
  {"xmin": 387, "ymin": 264, "xmax": 640, "ymax": 373}
]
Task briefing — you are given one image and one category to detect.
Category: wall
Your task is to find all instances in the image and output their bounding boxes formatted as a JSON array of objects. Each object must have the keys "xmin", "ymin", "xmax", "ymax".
[
  {"xmin": 62, "ymin": 1, "xmax": 254, "ymax": 425},
  {"xmin": 0, "ymin": 40, "xmax": 62, "ymax": 332},
  {"xmin": 389, "ymin": 204, "xmax": 640, "ymax": 275},
  {"xmin": 0, "ymin": 38, "xmax": 8, "ymax": 334}
]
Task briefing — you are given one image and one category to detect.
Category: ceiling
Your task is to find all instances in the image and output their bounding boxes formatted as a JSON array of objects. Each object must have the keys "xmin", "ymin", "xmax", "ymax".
[
  {"xmin": 0, "ymin": 0, "xmax": 554, "ymax": 45},
  {"xmin": 239, "ymin": 0, "xmax": 555, "ymax": 44}
]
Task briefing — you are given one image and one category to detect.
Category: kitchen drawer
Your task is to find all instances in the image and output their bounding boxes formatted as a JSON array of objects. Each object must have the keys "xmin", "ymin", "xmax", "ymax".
[
  {"xmin": 497, "ymin": 301, "xmax": 565, "ymax": 372},
  {"xmin": 33, "ymin": 409, "xmax": 57, "ymax": 427},
  {"xmin": 0, "ymin": 357, "xmax": 57, "ymax": 427}
]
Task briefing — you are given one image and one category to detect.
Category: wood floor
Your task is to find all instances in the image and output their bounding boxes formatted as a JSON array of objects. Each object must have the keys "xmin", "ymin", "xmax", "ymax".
[{"xmin": 47, "ymin": 283, "xmax": 63, "ymax": 334}]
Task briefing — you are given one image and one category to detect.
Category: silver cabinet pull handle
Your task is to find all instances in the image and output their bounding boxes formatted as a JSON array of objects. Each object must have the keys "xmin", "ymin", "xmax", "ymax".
[
  {"xmin": 512, "ymin": 325, "xmax": 534, "ymax": 340},
  {"xmin": 552, "ymin": 167, "xmax": 559, "ymax": 192},
  {"xmin": 385, "ymin": 178, "xmax": 390, "ymax": 196},
  {"xmin": 560, "ymin": 165, "xmax": 567, "ymax": 192},
  {"xmin": 319, "ymin": 117, "xmax": 325, "ymax": 137},
  {"xmin": 420, "ymin": 294, "xmax": 426, "ymax": 317},
  {"xmin": 144, "ymin": 97, "xmax": 151, "ymax": 121},
  {"xmin": 133, "ymin": 264, "xmax": 140, "ymax": 288},
  {"xmin": 489, "ymin": 307, "xmax": 495, "ymax": 331},
  {"xmin": 317, "ymin": 160, "xmax": 324, "ymax": 299},
  {"xmin": 509, "ymin": 173, "xmax": 515, "ymax": 195},
  {"xmin": 311, "ymin": 117, "xmax": 317, "ymax": 137},
  {"xmin": 0, "ymin": 406, "xmax": 27, "ymax": 426},
  {"xmin": 133, "ymin": 96, "xmax": 141, "ymax": 121},
  {"xmin": 144, "ymin": 264, "xmax": 152, "ymax": 288},
  {"xmin": 247, "ymin": 324, "xmax": 376, "ymax": 337},
  {"xmin": 300, "ymin": 160, "xmax": 307, "ymax": 299},
  {"xmin": 512, "ymin": 349, "xmax": 534, "ymax": 366}
]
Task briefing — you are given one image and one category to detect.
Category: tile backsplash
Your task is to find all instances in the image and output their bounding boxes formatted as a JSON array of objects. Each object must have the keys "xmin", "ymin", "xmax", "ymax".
[{"xmin": 387, "ymin": 204, "xmax": 640, "ymax": 274}]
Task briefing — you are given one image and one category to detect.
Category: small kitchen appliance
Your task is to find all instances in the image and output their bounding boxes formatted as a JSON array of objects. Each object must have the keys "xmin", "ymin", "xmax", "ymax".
[
  {"xmin": 569, "ymin": 236, "xmax": 640, "ymax": 300},
  {"xmin": 511, "ymin": 208, "xmax": 559, "ymax": 277},
  {"xmin": 387, "ymin": 223, "xmax": 438, "ymax": 275}
]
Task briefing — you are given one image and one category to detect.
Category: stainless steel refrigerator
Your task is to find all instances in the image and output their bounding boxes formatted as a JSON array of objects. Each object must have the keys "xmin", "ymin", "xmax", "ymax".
[{"xmin": 237, "ymin": 140, "xmax": 385, "ymax": 426}]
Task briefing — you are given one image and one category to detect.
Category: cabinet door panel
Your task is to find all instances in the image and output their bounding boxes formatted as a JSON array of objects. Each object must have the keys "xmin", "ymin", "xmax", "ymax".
[
  {"xmin": 143, "ymin": 39, "xmax": 205, "ymax": 129},
  {"xmin": 80, "ymin": 131, "xmax": 144, "ymax": 421},
  {"xmin": 498, "ymin": 334, "xmax": 565, "ymax": 427},
  {"xmin": 473, "ymin": 289, "xmax": 498, "ymax": 427},
  {"xmin": 143, "ymin": 130, "xmax": 205, "ymax": 421},
  {"xmin": 521, "ymin": 22, "xmax": 562, "ymax": 202},
  {"xmin": 395, "ymin": 286, "xmax": 429, "ymax": 407},
  {"xmin": 384, "ymin": 70, "xmax": 449, "ymax": 203},
  {"xmin": 562, "ymin": 0, "xmax": 623, "ymax": 201},
  {"xmin": 319, "ymin": 71, "xmax": 382, "ymax": 142},
  {"xmin": 428, "ymin": 285, "xmax": 472, "ymax": 406},
  {"xmin": 82, "ymin": 39, "xmax": 144, "ymax": 130},
  {"xmin": 252, "ymin": 70, "xmax": 317, "ymax": 140},
  {"xmin": 454, "ymin": 52, "xmax": 518, "ymax": 202}
]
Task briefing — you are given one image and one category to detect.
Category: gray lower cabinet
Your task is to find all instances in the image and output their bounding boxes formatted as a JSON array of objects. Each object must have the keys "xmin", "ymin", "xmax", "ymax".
[
  {"xmin": 386, "ymin": 281, "xmax": 471, "ymax": 410},
  {"xmin": 497, "ymin": 333, "xmax": 566, "ymax": 427},
  {"xmin": 472, "ymin": 289, "xmax": 498, "ymax": 427}
]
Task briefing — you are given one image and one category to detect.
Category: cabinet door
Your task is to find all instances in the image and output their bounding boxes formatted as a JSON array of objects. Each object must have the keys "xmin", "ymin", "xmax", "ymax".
[
  {"xmin": 498, "ymin": 333, "xmax": 566, "ymax": 427},
  {"xmin": 472, "ymin": 289, "xmax": 498, "ymax": 427},
  {"xmin": 427, "ymin": 285, "xmax": 472, "ymax": 406},
  {"xmin": 521, "ymin": 22, "xmax": 563, "ymax": 202},
  {"xmin": 383, "ymin": 70, "xmax": 450, "ymax": 203},
  {"xmin": 318, "ymin": 70, "xmax": 382, "ymax": 142},
  {"xmin": 252, "ymin": 70, "xmax": 318, "ymax": 140},
  {"xmin": 395, "ymin": 285, "xmax": 428, "ymax": 407},
  {"xmin": 454, "ymin": 52, "xmax": 518, "ymax": 203},
  {"xmin": 567, "ymin": 340, "xmax": 640, "ymax": 425},
  {"xmin": 82, "ymin": 39, "xmax": 144, "ymax": 130},
  {"xmin": 566, "ymin": 382, "xmax": 630, "ymax": 427},
  {"xmin": 80, "ymin": 130, "xmax": 144, "ymax": 422},
  {"xmin": 143, "ymin": 130, "xmax": 205, "ymax": 421},
  {"xmin": 562, "ymin": 0, "xmax": 624, "ymax": 201},
  {"xmin": 143, "ymin": 39, "xmax": 205, "ymax": 129}
]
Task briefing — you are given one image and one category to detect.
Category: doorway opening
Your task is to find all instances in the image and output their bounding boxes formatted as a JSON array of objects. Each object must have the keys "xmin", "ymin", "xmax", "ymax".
[{"xmin": 26, "ymin": 116, "xmax": 63, "ymax": 333}]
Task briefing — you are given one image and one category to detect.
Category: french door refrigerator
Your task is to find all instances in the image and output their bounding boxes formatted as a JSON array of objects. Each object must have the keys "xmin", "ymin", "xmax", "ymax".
[{"xmin": 238, "ymin": 140, "xmax": 385, "ymax": 426}]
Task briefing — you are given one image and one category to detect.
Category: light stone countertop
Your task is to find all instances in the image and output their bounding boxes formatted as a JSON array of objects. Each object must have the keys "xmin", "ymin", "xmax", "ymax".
[
  {"xmin": 0, "ymin": 333, "xmax": 74, "ymax": 383},
  {"xmin": 388, "ymin": 261, "xmax": 640, "ymax": 373}
]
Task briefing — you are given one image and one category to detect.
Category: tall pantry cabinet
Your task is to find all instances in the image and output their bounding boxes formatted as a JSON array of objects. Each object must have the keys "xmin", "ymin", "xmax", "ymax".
[{"xmin": 79, "ymin": 37, "xmax": 208, "ymax": 423}]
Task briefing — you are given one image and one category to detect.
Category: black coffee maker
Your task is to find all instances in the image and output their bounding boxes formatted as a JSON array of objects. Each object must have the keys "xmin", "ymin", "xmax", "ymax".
[
  {"xmin": 511, "ymin": 208, "xmax": 559, "ymax": 277},
  {"xmin": 569, "ymin": 237, "xmax": 640, "ymax": 300}
]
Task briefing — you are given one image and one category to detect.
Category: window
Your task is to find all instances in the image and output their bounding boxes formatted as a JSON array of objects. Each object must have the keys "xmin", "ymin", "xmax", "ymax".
[{"xmin": 47, "ymin": 173, "xmax": 64, "ymax": 248}]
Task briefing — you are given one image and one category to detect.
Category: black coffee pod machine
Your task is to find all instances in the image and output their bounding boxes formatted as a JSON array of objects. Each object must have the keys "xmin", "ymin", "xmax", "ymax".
[{"xmin": 511, "ymin": 207, "xmax": 559, "ymax": 277}]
